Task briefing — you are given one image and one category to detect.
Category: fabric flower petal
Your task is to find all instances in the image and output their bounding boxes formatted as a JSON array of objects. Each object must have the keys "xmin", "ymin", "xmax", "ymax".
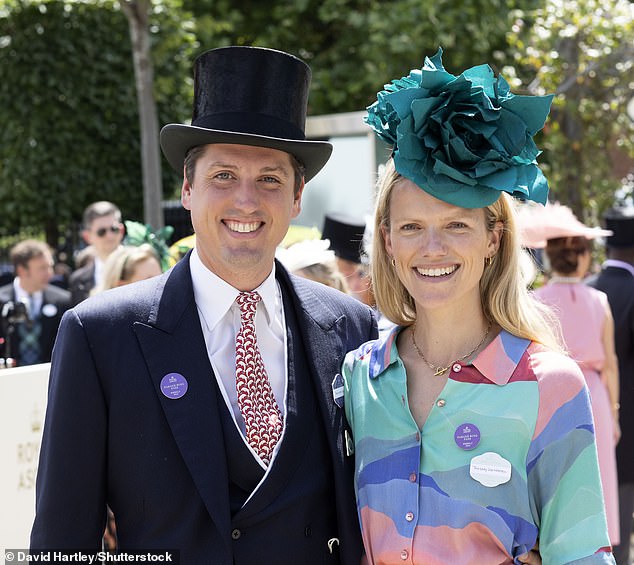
[{"xmin": 365, "ymin": 48, "xmax": 553, "ymax": 208}]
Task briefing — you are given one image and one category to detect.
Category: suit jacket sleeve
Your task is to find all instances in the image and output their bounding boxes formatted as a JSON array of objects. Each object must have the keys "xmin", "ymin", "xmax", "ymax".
[{"xmin": 31, "ymin": 308, "xmax": 108, "ymax": 549}]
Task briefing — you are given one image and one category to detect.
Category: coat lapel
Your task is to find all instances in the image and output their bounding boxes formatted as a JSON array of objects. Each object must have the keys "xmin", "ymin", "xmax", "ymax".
[
  {"xmin": 132, "ymin": 254, "xmax": 231, "ymax": 553},
  {"xmin": 276, "ymin": 266, "xmax": 346, "ymax": 458}
]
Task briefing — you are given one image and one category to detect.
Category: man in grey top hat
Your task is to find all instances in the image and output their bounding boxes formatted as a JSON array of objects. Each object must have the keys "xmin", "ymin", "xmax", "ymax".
[
  {"xmin": 587, "ymin": 204, "xmax": 634, "ymax": 565},
  {"xmin": 31, "ymin": 46, "xmax": 377, "ymax": 564}
]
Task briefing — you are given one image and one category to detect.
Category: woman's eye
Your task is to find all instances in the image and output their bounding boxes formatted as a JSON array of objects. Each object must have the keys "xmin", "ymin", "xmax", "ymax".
[{"xmin": 401, "ymin": 223, "xmax": 419, "ymax": 231}]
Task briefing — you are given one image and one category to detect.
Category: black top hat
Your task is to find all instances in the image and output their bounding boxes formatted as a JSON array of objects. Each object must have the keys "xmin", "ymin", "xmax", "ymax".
[
  {"xmin": 604, "ymin": 206, "xmax": 634, "ymax": 248},
  {"xmin": 160, "ymin": 46, "xmax": 332, "ymax": 182},
  {"xmin": 322, "ymin": 213, "xmax": 367, "ymax": 264}
]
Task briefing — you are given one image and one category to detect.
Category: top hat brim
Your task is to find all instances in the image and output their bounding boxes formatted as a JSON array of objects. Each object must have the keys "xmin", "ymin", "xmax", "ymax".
[{"xmin": 160, "ymin": 124, "xmax": 332, "ymax": 183}]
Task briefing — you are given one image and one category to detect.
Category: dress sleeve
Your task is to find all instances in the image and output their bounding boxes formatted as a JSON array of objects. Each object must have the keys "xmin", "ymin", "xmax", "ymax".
[{"xmin": 526, "ymin": 351, "xmax": 615, "ymax": 564}]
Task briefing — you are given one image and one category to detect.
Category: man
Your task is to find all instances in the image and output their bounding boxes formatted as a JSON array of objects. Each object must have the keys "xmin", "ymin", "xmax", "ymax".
[
  {"xmin": 0, "ymin": 240, "xmax": 71, "ymax": 366},
  {"xmin": 31, "ymin": 46, "xmax": 377, "ymax": 564},
  {"xmin": 588, "ymin": 205, "xmax": 634, "ymax": 565},
  {"xmin": 68, "ymin": 200, "xmax": 124, "ymax": 305},
  {"xmin": 322, "ymin": 213, "xmax": 373, "ymax": 305}
]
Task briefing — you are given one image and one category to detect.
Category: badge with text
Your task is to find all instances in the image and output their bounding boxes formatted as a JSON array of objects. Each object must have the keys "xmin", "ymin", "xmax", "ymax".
[
  {"xmin": 332, "ymin": 373, "xmax": 344, "ymax": 408},
  {"xmin": 454, "ymin": 422, "xmax": 481, "ymax": 450},
  {"xmin": 470, "ymin": 451, "xmax": 512, "ymax": 487},
  {"xmin": 160, "ymin": 373, "xmax": 188, "ymax": 399}
]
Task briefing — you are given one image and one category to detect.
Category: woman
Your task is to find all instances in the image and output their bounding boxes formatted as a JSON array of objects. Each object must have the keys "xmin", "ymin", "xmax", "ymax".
[
  {"xmin": 343, "ymin": 50, "xmax": 614, "ymax": 564},
  {"xmin": 523, "ymin": 204, "xmax": 620, "ymax": 545},
  {"xmin": 276, "ymin": 238, "xmax": 349, "ymax": 292},
  {"xmin": 92, "ymin": 243, "xmax": 162, "ymax": 294}
]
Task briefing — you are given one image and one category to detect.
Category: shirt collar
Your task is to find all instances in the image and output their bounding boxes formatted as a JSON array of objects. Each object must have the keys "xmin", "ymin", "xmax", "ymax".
[
  {"xmin": 13, "ymin": 278, "xmax": 43, "ymax": 303},
  {"xmin": 602, "ymin": 259, "xmax": 634, "ymax": 277},
  {"xmin": 368, "ymin": 325, "xmax": 530, "ymax": 386},
  {"xmin": 189, "ymin": 247, "xmax": 278, "ymax": 332}
]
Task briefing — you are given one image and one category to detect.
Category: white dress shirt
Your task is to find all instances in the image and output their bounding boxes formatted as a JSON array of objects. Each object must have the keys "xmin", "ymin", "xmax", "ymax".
[
  {"xmin": 13, "ymin": 278, "xmax": 43, "ymax": 318},
  {"xmin": 189, "ymin": 248, "xmax": 288, "ymax": 470}
]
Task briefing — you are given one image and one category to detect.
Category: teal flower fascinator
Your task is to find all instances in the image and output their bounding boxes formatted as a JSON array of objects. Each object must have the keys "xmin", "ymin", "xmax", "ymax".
[{"xmin": 365, "ymin": 48, "xmax": 554, "ymax": 208}]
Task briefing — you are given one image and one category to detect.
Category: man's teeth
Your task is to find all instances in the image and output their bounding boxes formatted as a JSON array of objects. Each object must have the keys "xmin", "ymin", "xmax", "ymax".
[
  {"xmin": 226, "ymin": 221, "xmax": 260, "ymax": 233},
  {"xmin": 417, "ymin": 265, "xmax": 457, "ymax": 277}
]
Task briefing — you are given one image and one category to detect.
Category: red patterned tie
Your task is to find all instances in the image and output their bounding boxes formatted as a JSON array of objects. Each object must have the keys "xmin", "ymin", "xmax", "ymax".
[{"xmin": 235, "ymin": 291, "xmax": 283, "ymax": 465}]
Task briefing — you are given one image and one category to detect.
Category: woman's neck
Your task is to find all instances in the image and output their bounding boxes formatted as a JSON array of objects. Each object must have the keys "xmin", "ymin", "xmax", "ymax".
[{"xmin": 411, "ymin": 308, "xmax": 491, "ymax": 367}]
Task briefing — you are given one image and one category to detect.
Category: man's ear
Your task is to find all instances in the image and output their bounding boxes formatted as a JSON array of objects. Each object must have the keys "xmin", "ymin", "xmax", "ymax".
[
  {"xmin": 81, "ymin": 229, "xmax": 92, "ymax": 246},
  {"xmin": 181, "ymin": 175, "xmax": 192, "ymax": 211}
]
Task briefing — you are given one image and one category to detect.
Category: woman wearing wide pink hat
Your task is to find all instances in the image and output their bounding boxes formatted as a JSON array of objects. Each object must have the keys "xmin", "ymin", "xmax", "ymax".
[{"xmin": 519, "ymin": 201, "xmax": 621, "ymax": 546}]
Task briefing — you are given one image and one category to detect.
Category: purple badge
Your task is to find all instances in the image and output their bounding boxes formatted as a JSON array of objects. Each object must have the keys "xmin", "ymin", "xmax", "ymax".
[
  {"xmin": 160, "ymin": 373, "xmax": 188, "ymax": 399},
  {"xmin": 454, "ymin": 423, "xmax": 481, "ymax": 450}
]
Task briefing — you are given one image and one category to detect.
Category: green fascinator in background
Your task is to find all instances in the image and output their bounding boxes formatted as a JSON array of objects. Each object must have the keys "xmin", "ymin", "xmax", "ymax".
[
  {"xmin": 365, "ymin": 48, "xmax": 554, "ymax": 208},
  {"xmin": 124, "ymin": 220, "xmax": 174, "ymax": 271}
]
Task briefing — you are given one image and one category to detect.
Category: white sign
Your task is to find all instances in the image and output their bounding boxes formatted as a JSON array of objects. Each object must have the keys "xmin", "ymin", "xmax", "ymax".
[{"xmin": 0, "ymin": 363, "xmax": 50, "ymax": 549}]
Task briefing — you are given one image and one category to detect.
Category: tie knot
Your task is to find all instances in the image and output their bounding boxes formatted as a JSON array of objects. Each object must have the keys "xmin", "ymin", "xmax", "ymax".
[{"xmin": 236, "ymin": 291, "xmax": 261, "ymax": 321}]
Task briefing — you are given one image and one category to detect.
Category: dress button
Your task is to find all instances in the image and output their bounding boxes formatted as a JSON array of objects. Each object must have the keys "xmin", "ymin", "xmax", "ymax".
[
  {"xmin": 409, "ymin": 472, "xmax": 417, "ymax": 482},
  {"xmin": 452, "ymin": 363, "xmax": 461, "ymax": 372},
  {"xmin": 231, "ymin": 528, "xmax": 241, "ymax": 540},
  {"xmin": 405, "ymin": 511, "xmax": 414, "ymax": 522},
  {"xmin": 401, "ymin": 549, "xmax": 409, "ymax": 560},
  {"xmin": 436, "ymin": 398, "xmax": 446, "ymax": 408}
]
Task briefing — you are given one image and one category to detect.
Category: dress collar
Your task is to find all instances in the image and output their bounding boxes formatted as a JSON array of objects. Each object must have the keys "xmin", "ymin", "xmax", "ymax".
[{"xmin": 368, "ymin": 325, "xmax": 530, "ymax": 386}]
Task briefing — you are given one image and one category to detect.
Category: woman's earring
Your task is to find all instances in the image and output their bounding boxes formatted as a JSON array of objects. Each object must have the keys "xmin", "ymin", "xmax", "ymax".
[
  {"xmin": 485, "ymin": 255, "xmax": 493, "ymax": 267},
  {"xmin": 391, "ymin": 258, "xmax": 396, "ymax": 267}
]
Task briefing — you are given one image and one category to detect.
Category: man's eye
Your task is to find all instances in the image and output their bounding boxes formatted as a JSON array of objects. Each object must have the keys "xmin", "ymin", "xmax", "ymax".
[{"xmin": 261, "ymin": 176, "xmax": 281, "ymax": 184}]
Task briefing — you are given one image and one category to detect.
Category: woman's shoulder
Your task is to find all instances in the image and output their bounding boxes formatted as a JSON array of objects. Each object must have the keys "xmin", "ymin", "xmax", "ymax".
[
  {"xmin": 525, "ymin": 341, "xmax": 586, "ymax": 389},
  {"xmin": 343, "ymin": 325, "xmax": 401, "ymax": 376}
]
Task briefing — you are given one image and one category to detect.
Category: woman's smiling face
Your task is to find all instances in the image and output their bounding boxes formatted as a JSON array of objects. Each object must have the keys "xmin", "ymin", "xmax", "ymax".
[{"xmin": 383, "ymin": 178, "xmax": 502, "ymax": 314}]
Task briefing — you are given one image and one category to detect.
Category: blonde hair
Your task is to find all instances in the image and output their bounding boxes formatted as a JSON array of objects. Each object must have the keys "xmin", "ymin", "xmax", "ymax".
[
  {"xmin": 295, "ymin": 262, "xmax": 350, "ymax": 293},
  {"xmin": 93, "ymin": 244, "xmax": 160, "ymax": 294},
  {"xmin": 371, "ymin": 160, "xmax": 562, "ymax": 351}
]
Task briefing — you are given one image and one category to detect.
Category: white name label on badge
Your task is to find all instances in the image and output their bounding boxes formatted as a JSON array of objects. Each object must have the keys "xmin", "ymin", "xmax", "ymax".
[{"xmin": 469, "ymin": 451, "xmax": 512, "ymax": 487}]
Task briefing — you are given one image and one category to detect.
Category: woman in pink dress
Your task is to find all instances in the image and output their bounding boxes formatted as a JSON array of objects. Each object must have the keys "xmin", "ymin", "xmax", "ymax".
[{"xmin": 523, "ymin": 204, "xmax": 621, "ymax": 545}]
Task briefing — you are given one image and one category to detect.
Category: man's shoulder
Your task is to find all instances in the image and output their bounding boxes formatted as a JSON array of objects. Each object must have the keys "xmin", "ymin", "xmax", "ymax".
[
  {"xmin": 69, "ymin": 262, "xmax": 94, "ymax": 283},
  {"xmin": 290, "ymin": 275, "xmax": 373, "ymax": 317},
  {"xmin": 0, "ymin": 283, "xmax": 12, "ymax": 300},
  {"xmin": 73, "ymin": 273, "xmax": 167, "ymax": 323},
  {"xmin": 44, "ymin": 284, "xmax": 71, "ymax": 302}
]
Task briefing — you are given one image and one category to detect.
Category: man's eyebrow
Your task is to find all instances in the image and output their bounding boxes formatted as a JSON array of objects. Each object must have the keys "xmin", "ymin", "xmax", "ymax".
[
  {"xmin": 260, "ymin": 165, "xmax": 290, "ymax": 177},
  {"xmin": 206, "ymin": 161, "xmax": 238, "ymax": 170}
]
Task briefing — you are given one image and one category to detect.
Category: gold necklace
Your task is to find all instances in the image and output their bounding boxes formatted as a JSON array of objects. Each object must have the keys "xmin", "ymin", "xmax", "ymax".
[{"xmin": 410, "ymin": 321, "xmax": 492, "ymax": 376}]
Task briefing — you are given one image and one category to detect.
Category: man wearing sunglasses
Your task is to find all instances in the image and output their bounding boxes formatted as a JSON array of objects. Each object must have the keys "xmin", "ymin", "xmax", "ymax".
[{"xmin": 68, "ymin": 200, "xmax": 124, "ymax": 305}]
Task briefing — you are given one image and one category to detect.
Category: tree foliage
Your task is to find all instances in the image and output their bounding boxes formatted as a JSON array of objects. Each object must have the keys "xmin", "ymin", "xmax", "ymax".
[
  {"xmin": 184, "ymin": 0, "xmax": 540, "ymax": 114},
  {"xmin": 503, "ymin": 0, "xmax": 634, "ymax": 220},
  {"xmin": 0, "ymin": 0, "xmax": 194, "ymax": 246},
  {"xmin": 1, "ymin": 0, "xmax": 632, "ymax": 242}
]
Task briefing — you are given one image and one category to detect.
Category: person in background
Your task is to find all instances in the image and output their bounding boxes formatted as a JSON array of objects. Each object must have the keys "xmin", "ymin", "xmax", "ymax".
[
  {"xmin": 322, "ymin": 213, "xmax": 373, "ymax": 305},
  {"xmin": 587, "ymin": 205, "xmax": 634, "ymax": 565},
  {"xmin": 0, "ymin": 240, "xmax": 71, "ymax": 366},
  {"xmin": 521, "ymin": 202, "xmax": 620, "ymax": 546},
  {"xmin": 31, "ymin": 46, "xmax": 377, "ymax": 564},
  {"xmin": 68, "ymin": 201, "xmax": 124, "ymax": 305},
  {"xmin": 92, "ymin": 244, "xmax": 162, "ymax": 294},
  {"xmin": 344, "ymin": 49, "xmax": 613, "ymax": 564},
  {"xmin": 276, "ymin": 238, "xmax": 349, "ymax": 292}
]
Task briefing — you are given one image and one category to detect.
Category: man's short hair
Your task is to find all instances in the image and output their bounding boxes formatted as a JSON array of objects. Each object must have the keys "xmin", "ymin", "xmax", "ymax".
[
  {"xmin": 82, "ymin": 201, "xmax": 122, "ymax": 230},
  {"xmin": 10, "ymin": 239, "xmax": 51, "ymax": 270}
]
